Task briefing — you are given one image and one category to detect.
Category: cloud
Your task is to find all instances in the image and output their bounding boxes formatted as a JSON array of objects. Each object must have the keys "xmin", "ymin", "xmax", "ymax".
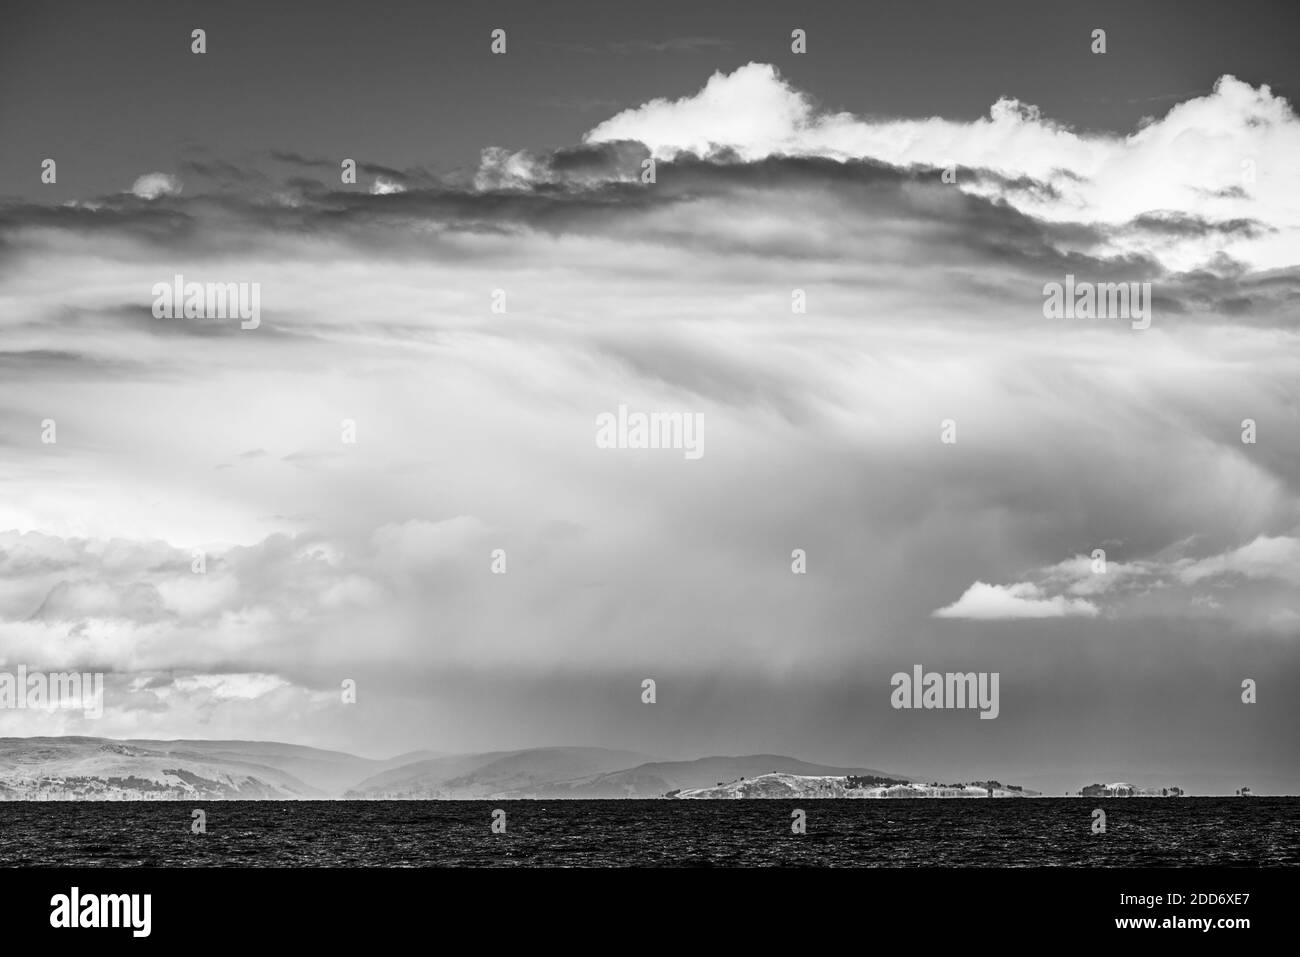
[
  {"xmin": 1174, "ymin": 534, "xmax": 1300, "ymax": 585},
  {"xmin": 129, "ymin": 172, "xmax": 183, "ymax": 200},
  {"xmin": 938, "ymin": 535, "xmax": 1300, "ymax": 622},
  {"xmin": 268, "ymin": 151, "xmax": 438, "ymax": 190},
  {"xmin": 170, "ymin": 672, "xmax": 288, "ymax": 700},
  {"xmin": 473, "ymin": 141, "xmax": 649, "ymax": 190},
  {"xmin": 585, "ymin": 63, "xmax": 1300, "ymax": 271},
  {"xmin": 585, "ymin": 63, "xmax": 811, "ymax": 162},
  {"xmin": 32, "ymin": 580, "xmax": 167, "ymax": 622},
  {"xmin": 2, "ymin": 62, "xmax": 1299, "ymax": 757},
  {"xmin": 932, "ymin": 582, "xmax": 1101, "ymax": 619}
]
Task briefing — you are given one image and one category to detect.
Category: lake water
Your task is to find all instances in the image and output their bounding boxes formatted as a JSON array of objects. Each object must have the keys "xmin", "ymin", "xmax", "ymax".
[{"xmin": 2, "ymin": 798, "xmax": 1296, "ymax": 867}]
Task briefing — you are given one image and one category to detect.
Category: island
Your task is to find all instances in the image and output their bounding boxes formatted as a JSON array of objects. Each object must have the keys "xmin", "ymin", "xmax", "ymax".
[
  {"xmin": 1078, "ymin": 783, "xmax": 1185, "ymax": 798},
  {"xmin": 669, "ymin": 773, "xmax": 1040, "ymax": 798}
]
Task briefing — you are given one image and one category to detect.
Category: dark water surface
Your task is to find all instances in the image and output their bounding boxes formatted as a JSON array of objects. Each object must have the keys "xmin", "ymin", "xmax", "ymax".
[{"xmin": 2, "ymin": 798, "xmax": 1297, "ymax": 867}]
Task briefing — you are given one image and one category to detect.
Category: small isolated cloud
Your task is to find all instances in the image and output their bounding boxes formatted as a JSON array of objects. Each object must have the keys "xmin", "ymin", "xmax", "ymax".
[
  {"xmin": 370, "ymin": 177, "xmax": 405, "ymax": 195},
  {"xmin": 129, "ymin": 172, "xmax": 183, "ymax": 200},
  {"xmin": 932, "ymin": 581, "xmax": 1101, "ymax": 619}
]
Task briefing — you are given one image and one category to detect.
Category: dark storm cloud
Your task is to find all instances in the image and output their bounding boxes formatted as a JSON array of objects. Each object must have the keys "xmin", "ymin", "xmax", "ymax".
[
  {"xmin": 7, "ymin": 147, "xmax": 1279, "ymax": 324},
  {"xmin": 179, "ymin": 158, "xmax": 272, "ymax": 188},
  {"xmin": 1146, "ymin": 264, "xmax": 1300, "ymax": 325},
  {"xmin": 963, "ymin": 168, "xmax": 1065, "ymax": 202},
  {"xmin": 1127, "ymin": 211, "xmax": 1266, "ymax": 239},
  {"xmin": 8, "ymin": 304, "xmax": 312, "ymax": 355},
  {"xmin": 0, "ymin": 348, "xmax": 150, "ymax": 380},
  {"xmin": 0, "ymin": 202, "xmax": 196, "ymax": 246},
  {"xmin": 547, "ymin": 140, "xmax": 651, "ymax": 180},
  {"xmin": 269, "ymin": 150, "xmax": 440, "ymax": 189}
]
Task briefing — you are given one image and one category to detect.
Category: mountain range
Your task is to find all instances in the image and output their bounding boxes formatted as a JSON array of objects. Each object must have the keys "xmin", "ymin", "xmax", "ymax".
[{"xmin": 0, "ymin": 737, "xmax": 910, "ymax": 800}]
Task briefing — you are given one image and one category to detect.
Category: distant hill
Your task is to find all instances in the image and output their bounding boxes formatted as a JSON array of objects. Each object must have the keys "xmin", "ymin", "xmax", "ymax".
[
  {"xmin": 117, "ymin": 739, "xmax": 442, "ymax": 795},
  {"xmin": 0, "ymin": 737, "xmax": 442, "ymax": 800},
  {"xmin": 347, "ymin": 753, "xmax": 912, "ymax": 799},
  {"xmin": 345, "ymin": 747, "xmax": 660, "ymax": 798}
]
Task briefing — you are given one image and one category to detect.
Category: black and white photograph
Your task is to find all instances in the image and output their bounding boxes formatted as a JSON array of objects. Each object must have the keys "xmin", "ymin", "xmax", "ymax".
[{"xmin": 0, "ymin": 0, "xmax": 1296, "ymax": 941}]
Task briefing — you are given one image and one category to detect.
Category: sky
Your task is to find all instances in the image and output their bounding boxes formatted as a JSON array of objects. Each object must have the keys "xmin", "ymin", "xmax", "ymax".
[{"xmin": 0, "ymin": 0, "xmax": 1298, "ymax": 794}]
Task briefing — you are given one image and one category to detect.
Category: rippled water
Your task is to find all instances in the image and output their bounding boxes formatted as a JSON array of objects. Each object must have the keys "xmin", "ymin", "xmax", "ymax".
[{"xmin": 2, "ymin": 798, "xmax": 1296, "ymax": 867}]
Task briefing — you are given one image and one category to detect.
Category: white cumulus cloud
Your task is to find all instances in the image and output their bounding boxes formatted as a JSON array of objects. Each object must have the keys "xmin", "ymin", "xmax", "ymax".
[
  {"xmin": 584, "ymin": 63, "xmax": 1300, "ymax": 271},
  {"xmin": 932, "ymin": 581, "xmax": 1102, "ymax": 619},
  {"xmin": 129, "ymin": 172, "xmax": 183, "ymax": 200}
]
